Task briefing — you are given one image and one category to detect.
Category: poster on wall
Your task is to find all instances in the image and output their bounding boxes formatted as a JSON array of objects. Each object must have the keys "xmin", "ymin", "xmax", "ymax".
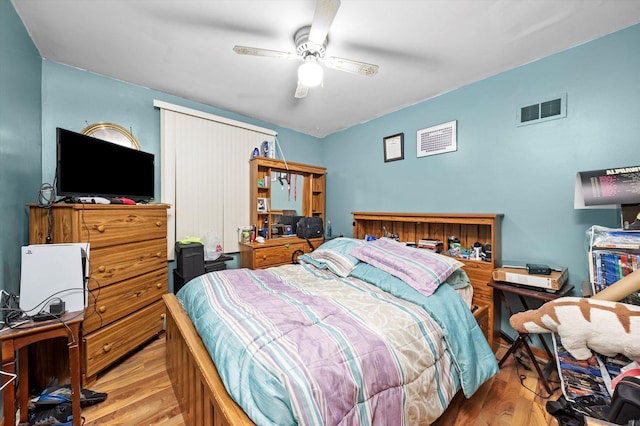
[{"xmin": 574, "ymin": 165, "xmax": 640, "ymax": 209}]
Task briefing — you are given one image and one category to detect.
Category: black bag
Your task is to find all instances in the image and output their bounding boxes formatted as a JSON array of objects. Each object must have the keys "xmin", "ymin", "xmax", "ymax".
[
  {"xmin": 296, "ymin": 217, "xmax": 324, "ymax": 239},
  {"xmin": 608, "ymin": 376, "xmax": 640, "ymax": 425}
]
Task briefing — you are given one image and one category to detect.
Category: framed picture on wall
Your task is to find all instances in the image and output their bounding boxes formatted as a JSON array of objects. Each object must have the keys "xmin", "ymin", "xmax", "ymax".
[{"xmin": 383, "ymin": 133, "xmax": 404, "ymax": 162}]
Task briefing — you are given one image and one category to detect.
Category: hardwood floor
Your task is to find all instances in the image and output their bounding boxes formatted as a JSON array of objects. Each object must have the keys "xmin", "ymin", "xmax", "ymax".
[
  {"xmin": 81, "ymin": 335, "xmax": 184, "ymax": 425},
  {"xmin": 432, "ymin": 345, "xmax": 563, "ymax": 426},
  {"xmin": 81, "ymin": 335, "xmax": 562, "ymax": 425}
]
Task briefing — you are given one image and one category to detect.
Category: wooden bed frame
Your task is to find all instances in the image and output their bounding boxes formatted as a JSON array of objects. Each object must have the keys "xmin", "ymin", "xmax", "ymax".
[
  {"xmin": 164, "ymin": 294, "xmax": 254, "ymax": 425},
  {"xmin": 163, "ymin": 212, "xmax": 502, "ymax": 425}
]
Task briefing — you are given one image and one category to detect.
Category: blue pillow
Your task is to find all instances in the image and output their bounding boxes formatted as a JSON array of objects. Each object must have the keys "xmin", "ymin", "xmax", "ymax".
[{"xmin": 298, "ymin": 237, "xmax": 363, "ymax": 277}]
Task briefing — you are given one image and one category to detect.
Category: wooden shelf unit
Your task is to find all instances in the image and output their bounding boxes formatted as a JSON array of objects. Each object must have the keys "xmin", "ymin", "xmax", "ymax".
[
  {"xmin": 352, "ymin": 212, "xmax": 503, "ymax": 351},
  {"xmin": 243, "ymin": 158, "xmax": 326, "ymax": 270},
  {"xmin": 249, "ymin": 157, "xmax": 326, "ymax": 239}
]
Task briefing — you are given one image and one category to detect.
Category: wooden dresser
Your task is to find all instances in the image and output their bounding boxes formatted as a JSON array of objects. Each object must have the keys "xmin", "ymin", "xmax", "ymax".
[
  {"xmin": 240, "ymin": 237, "xmax": 325, "ymax": 269},
  {"xmin": 28, "ymin": 203, "xmax": 169, "ymax": 383},
  {"xmin": 352, "ymin": 212, "xmax": 502, "ymax": 351}
]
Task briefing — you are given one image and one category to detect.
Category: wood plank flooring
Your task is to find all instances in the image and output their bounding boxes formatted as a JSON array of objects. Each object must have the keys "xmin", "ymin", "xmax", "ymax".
[{"xmin": 80, "ymin": 335, "xmax": 563, "ymax": 425}]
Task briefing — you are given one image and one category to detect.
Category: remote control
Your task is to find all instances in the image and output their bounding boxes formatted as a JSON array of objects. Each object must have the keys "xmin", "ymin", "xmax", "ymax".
[
  {"xmin": 113, "ymin": 197, "xmax": 136, "ymax": 205},
  {"xmin": 77, "ymin": 196, "xmax": 111, "ymax": 204}
]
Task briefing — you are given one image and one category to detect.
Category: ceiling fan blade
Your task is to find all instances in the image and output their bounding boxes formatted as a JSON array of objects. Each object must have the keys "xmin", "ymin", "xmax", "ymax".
[
  {"xmin": 294, "ymin": 81, "xmax": 309, "ymax": 98},
  {"xmin": 308, "ymin": 0, "xmax": 341, "ymax": 46},
  {"xmin": 324, "ymin": 56, "xmax": 379, "ymax": 76},
  {"xmin": 233, "ymin": 45, "xmax": 296, "ymax": 59}
]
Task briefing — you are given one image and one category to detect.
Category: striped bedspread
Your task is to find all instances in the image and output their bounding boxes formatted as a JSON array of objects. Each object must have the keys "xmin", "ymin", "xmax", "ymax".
[{"xmin": 177, "ymin": 264, "xmax": 496, "ymax": 425}]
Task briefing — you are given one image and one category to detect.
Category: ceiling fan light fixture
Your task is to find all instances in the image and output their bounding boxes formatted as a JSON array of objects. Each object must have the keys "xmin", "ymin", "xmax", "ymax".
[{"xmin": 298, "ymin": 57, "xmax": 323, "ymax": 87}]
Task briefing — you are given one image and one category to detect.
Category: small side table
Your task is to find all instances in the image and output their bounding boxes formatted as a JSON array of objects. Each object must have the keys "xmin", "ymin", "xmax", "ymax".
[
  {"xmin": 488, "ymin": 280, "xmax": 574, "ymax": 394},
  {"xmin": 1, "ymin": 311, "xmax": 83, "ymax": 426}
]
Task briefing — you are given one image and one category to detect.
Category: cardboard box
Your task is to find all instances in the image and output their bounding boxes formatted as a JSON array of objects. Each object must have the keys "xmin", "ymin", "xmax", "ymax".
[{"xmin": 492, "ymin": 266, "xmax": 568, "ymax": 291}]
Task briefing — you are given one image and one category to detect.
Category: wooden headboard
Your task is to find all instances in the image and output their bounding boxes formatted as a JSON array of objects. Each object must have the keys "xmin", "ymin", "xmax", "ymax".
[{"xmin": 352, "ymin": 212, "xmax": 502, "ymax": 351}]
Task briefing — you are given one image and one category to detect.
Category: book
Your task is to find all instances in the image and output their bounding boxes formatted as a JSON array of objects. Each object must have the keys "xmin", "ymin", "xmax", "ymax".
[
  {"xmin": 417, "ymin": 239, "xmax": 443, "ymax": 252},
  {"xmin": 588, "ymin": 248, "xmax": 640, "ymax": 305}
]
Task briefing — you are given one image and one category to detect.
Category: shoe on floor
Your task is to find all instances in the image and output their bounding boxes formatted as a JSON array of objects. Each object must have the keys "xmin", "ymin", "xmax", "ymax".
[
  {"xmin": 35, "ymin": 384, "xmax": 107, "ymax": 408},
  {"xmin": 28, "ymin": 402, "xmax": 73, "ymax": 425}
]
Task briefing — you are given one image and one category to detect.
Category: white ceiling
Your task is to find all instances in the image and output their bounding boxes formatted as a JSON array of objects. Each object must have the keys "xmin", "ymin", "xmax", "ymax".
[{"xmin": 12, "ymin": 0, "xmax": 640, "ymax": 138}]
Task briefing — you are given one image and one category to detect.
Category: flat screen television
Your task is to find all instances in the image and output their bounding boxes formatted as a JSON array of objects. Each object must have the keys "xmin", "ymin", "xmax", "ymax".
[{"xmin": 55, "ymin": 127, "xmax": 155, "ymax": 201}]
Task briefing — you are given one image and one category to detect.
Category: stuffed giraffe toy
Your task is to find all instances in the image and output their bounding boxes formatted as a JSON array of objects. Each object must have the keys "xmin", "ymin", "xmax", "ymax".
[{"xmin": 509, "ymin": 269, "xmax": 640, "ymax": 361}]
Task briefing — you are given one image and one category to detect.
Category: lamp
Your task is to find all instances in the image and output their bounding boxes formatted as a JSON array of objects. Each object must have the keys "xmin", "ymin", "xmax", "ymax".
[{"xmin": 298, "ymin": 55, "xmax": 323, "ymax": 87}]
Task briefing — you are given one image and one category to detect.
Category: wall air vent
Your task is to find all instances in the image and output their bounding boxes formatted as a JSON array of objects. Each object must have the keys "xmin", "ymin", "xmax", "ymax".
[
  {"xmin": 416, "ymin": 120, "xmax": 457, "ymax": 158},
  {"xmin": 517, "ymin": 93, "xmax": 567, "ymax": 126}
]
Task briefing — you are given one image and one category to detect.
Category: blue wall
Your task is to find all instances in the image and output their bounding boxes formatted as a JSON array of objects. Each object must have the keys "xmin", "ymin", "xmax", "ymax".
[
  {"xmin": 0, "ymin": 0, "xmax": 42, "ymax": 296},
  {"xmin": 40, "ymin": 61, "xmax": 323, "ymax": 196},
  {"xmin": 323, "ymin": 24, "xmax": 640, "ymax": 300}
]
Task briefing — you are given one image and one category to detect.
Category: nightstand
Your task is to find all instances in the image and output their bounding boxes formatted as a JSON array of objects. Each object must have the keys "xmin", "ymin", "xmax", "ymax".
[{"xmin": 1, "ymin": 311, "xmax": 83, "ymax": 426}]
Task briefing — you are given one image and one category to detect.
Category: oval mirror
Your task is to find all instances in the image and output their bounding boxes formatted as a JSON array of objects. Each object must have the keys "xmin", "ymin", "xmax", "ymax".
[{"xmin": 81, "ymin": 122, "xmax": 140, "ymax": 150}]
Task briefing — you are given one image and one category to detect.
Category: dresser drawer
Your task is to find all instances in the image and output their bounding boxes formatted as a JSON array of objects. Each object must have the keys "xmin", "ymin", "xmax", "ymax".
[
  {"xmin": 88, "ymin": 238, "xmax": 167, "ymax": 289},
  {"xmin": 253, "ymin": 241, "xmax": 312, "ymax": 268},
  {"xmin": 461, "ymin": 262, "xmax": 493, "ymax": 289},
  {"xmin": 79, "ymin": 208, "xmax": 167, "ymax": 249},
  {"xmin": 84, "ymin": 268, "xmax": 167, "ymax": 333},
  {"xmin": 84, "ymin": 300, "xmax": 165, "ymax": 378}
]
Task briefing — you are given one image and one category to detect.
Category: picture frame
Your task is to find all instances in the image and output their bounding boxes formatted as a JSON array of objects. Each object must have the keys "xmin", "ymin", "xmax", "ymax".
[
  {"xmin": 257, "ymin": 197, "xmax": 269, "ymax": 213},
  {"xmin": 383, "ymin": 133, "xmax": 404, "ymax": 162}
]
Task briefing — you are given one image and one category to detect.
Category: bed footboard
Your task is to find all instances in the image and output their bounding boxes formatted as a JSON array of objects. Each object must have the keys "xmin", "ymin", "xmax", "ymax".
[{"xmin": 163, "ymin": 294, "xmax": 255, "ymax": 426}]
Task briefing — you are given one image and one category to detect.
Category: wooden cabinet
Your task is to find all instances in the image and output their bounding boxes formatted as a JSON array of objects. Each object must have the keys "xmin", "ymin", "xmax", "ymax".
[
  {"xmin": 249, "ymin": 157, "xmax": 326, "ymax": 238},
  {"xmin": 240, "ymin": 237, "xmax": 324, "ymax": 269},
  {"xmin": 28, "ymin": 203, "xmax": 169, "ymax": 383},
  {"xmin": 352, "ymin": 212, "xmax": 502, "ymax": 351}
]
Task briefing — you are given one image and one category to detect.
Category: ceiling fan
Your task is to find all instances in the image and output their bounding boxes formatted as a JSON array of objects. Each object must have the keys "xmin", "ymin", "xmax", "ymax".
[{"xmin": 233, "ymin": 0, "xmax": 379, "ymax": 98}]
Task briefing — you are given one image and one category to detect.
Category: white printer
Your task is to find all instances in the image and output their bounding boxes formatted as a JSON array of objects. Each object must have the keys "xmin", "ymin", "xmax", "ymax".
[{"xmin": 19, "ymin": 243, "xmax": 89, "ymax": 316}]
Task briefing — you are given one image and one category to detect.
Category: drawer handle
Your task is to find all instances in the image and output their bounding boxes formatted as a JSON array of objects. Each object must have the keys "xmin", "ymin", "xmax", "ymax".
[
  {"xmin": 98, "ymin": 265, "xmax": 106, "ymax": 273},
  {"xmin": 156, "ymin": 282, "xmax": 163, "ymax": 289},
  {"xmin": 102, "ymin": 344, "xmax": 111, "ymax": 353},
  {"xmin": 156, "ymin": 252, "xmax": 162, "ymax": 258},
  {"xmin": 96, "ymin": 225, "xmax": 105, "ymax": 233},
  {"xmin": 156, "ymin": 221, "xmax": 162, "ymax": 227},
  {"xmin": 161, "ymin": 313, "xmax": 166, "ymax": 320},
  {"xmin": 99, "ymin": 305, "xmax": 107, "ymax": 313},
  {"xmin": 262, "ymin": 255, "xmax": 267, "ymax": 260}
]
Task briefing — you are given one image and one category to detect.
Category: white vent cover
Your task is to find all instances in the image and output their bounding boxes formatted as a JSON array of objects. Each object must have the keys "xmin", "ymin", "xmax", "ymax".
[{"xmin": 417, "ymin": 120, "xmax": 457, "ymax": 158}]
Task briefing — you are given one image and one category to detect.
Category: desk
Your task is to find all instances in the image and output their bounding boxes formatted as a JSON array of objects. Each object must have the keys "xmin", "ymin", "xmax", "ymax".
[
  {"xmin": 1, "ymin": 311, "xmax": 83, "ymax": 426},
  {"xmin": 487, "ymin": 280, "xmax": 574, "ymax": 394}
]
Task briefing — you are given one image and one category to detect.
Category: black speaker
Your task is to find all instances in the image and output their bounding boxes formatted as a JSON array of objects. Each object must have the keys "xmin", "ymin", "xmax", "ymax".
[
  {"xmin": 175, "ymin": 242, "xmax": 205, "ymax": 280},
  {"xmin": 608, "ymin": 377, "xmax": 640, "ymax": 425}
]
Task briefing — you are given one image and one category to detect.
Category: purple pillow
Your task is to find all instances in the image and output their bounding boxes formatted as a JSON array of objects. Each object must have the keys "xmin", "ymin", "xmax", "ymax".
[{"xmin": 349, "ymin": 238, "xmax": 463, "ymax": 296}]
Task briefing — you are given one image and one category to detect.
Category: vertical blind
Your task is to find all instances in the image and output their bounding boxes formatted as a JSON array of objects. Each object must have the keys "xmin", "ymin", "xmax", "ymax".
[{"xmin": 155, "ymin": 100, "xmax": 276, "ymax": 259}]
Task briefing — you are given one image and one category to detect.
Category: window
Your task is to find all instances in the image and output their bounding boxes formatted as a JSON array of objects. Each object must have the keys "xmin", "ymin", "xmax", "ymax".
[{"xmin": 155, "ymin": 100, "xmax": 276, "ymax": 259}]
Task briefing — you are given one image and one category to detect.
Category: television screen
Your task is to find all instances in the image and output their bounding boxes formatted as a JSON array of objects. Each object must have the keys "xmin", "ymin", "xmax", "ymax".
[{"xmin": 56, "ymin": 127, "xmax": 155, "ymax": 201}]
